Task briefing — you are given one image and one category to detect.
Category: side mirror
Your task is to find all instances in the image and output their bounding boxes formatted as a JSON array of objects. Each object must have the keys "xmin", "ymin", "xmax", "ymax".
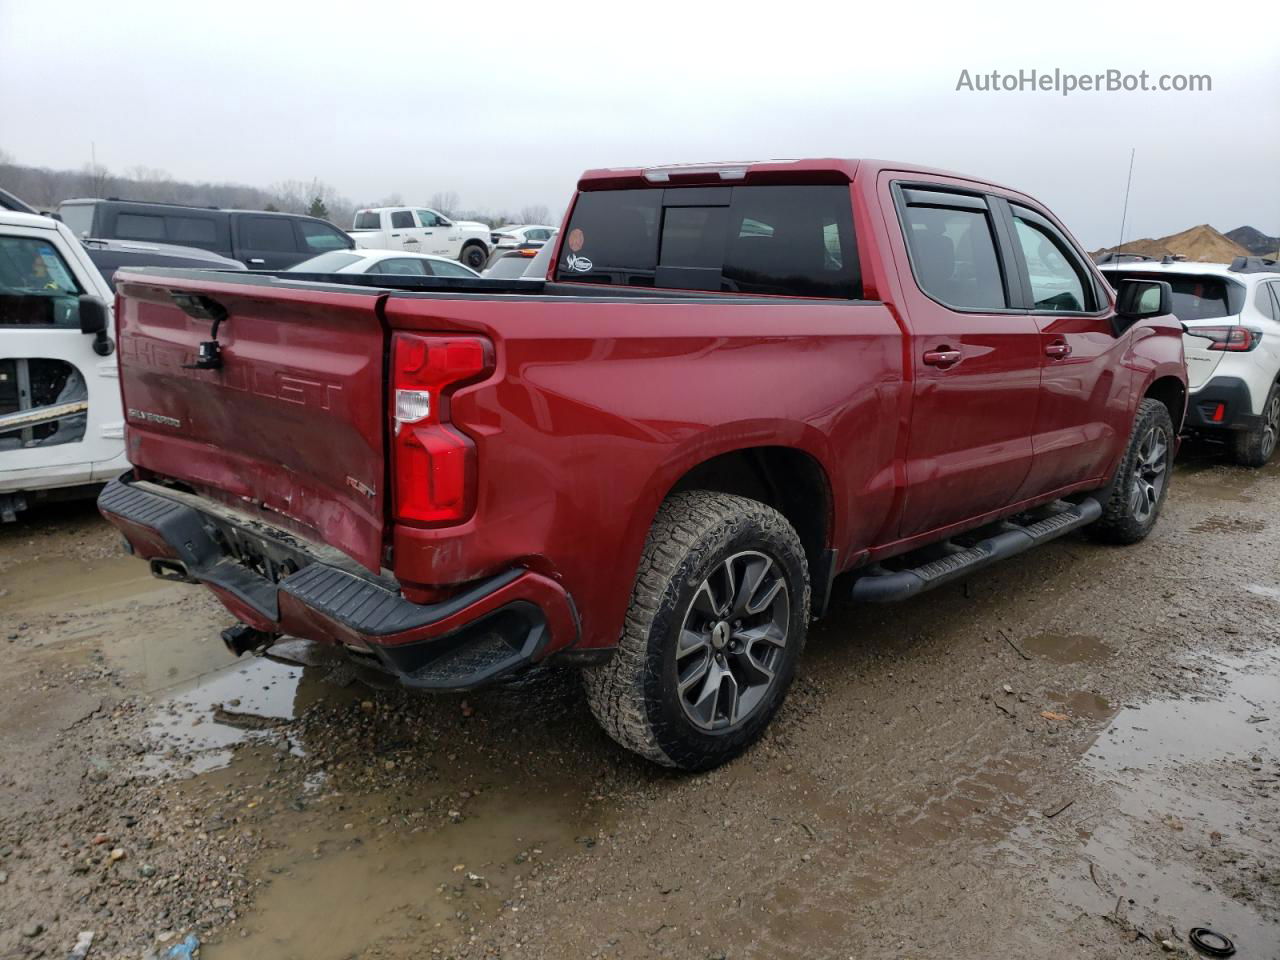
[
  {"xmin": 78, "ymin": 295, "xmax": 114, "ymax": 356},
  {"xmin": 1115, "ymin": 278, "xmax": 1172, "ymax": 321}
]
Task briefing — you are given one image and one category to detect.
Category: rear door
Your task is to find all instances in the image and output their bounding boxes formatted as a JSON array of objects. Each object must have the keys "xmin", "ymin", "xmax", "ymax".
[
  {"xmin": 888, "ymin": 180, "xmax": 1043, "ymax": 539},
  {"xmin": 234, "ymin": 215, "xmax": 304, "ymax": 269},
  {"xmin": 114, "ymin": 272, "xmax": 388, "ymax": 570},
  {"xmin": 387, "ymin": 210, "xmax": 419, "ymax": 251},
  {"xmin": 1002, "ymin": 201, "xmax": 1128, "ymax": 494}
]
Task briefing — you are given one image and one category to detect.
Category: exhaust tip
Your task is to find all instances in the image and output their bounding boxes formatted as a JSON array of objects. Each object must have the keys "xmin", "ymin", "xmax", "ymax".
[
  {"xmin": 221, "ymin": 623, "xmax": 276, "ymax": 657},
  {"xmin": 149, "ymin": 558, "xmax": 197, "ymax": 583}
]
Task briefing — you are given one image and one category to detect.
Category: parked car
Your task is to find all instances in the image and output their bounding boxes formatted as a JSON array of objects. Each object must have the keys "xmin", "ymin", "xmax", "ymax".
[
  {"xmin": 482, "ymin": 247, "xmax": 543, "ymax": 279},
  {"xmin": 348, "ymin": 207, "xmax": 491, "ymax": 270},
  {"xmin": 1, "ymin": 210, "xmax": 126, "ymax": 520},
  {"xmin": 289, "ymin": 249, "xmax": 480, "ymax": 279},
  {"xmin": 56, "ymin": 199, "xmax": 354, "ymax": 269},
  {"xmin": 489, "ymin": 224, "xmax": 556, "ymax": 249},
  {"xmin": 82, "ymin": 238, "xmax": 246, "ymax": 290},
  {"xmin": 1101, "ymin": 256, "xmax": 1280, "ymax": 465},
  {"xmin": 98, "ymin": 158, "xmax": 1185, "ymax": 770}
]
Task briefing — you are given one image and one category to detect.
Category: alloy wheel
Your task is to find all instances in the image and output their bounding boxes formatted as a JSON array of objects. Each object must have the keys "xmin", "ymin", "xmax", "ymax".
[
  {"xmin": 675, "ymin": 551, "xmax": 789, "ymax": 731},
  {"xmin": 1262, "ymin": 392, "xmax": 1280, "ymax": 460},
  {"xmin": 1129, "ymin": 424, "xmax": 1169, "ymax": 524}
]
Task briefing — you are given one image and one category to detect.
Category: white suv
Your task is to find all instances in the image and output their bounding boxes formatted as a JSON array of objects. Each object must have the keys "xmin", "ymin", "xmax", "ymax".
[{"xmin": 1101, "ymin": 256, "xmax": 1280, "ymax": 466}]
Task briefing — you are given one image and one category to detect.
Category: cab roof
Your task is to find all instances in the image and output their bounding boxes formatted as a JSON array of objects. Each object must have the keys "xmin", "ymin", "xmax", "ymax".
[{"xmin": 576, "ymin": 158, "xmax": 1017, "ymax": 192}]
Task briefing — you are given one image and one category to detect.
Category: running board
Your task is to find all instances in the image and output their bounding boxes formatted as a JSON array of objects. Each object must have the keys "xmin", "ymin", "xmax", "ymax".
[{"xmin": 850, "ymin": 498, "xmax": 1102, "ymax": 603}]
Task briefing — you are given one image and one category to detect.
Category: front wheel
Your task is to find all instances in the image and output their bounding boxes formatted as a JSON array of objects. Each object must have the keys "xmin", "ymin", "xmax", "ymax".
[
  {"xmin": 461, "ymin": 243, "xmax": 487, "ymax": 271},
  {"xmin": 1089, "ymin": 398, "xmax": 1174, "ymax": 545},
  {"xmin": 583, "ymin": 491, "xmax": 810, "ymax": 771},
  {"xmin": 1231, "ymin": 383, "xmax": 1280, "ymax": 467}
]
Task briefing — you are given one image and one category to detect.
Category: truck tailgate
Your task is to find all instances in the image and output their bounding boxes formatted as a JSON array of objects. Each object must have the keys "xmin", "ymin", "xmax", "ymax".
[{"xmin": 114, "ymin": 273, "xmax": 388, "ymax": 571}]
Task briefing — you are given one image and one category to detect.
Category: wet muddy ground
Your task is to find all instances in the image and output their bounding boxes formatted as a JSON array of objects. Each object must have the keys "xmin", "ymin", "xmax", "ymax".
[{"xmin": 1, "ymin": 444, "xmax": 1277, "ymax": 959}]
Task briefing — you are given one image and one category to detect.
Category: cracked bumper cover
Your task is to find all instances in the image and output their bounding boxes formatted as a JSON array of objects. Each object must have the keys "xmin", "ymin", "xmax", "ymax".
[{"xmin": 97, "ymin": 475, "xmax": 580, "ymax": 690}]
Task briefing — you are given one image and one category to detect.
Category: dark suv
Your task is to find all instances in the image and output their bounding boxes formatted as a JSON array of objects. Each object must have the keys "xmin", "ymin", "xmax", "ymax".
[{"xmin": 57, "ymin": 199, "xmax": 354, "ymax": 269}]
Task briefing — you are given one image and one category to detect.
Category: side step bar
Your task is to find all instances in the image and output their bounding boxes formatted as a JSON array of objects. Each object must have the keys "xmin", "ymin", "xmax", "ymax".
[{"xmin": 850, "ymin": 498, "xmax": 1102, "ymax": 603}]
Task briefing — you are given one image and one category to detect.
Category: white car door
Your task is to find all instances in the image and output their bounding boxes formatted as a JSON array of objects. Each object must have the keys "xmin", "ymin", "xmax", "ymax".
[
  {"xmin": 0, "ymin": 221, "xmax": 127, "ymax": 504},
  {"xmin": 415, "ymin": 209, "xmax": 454, "ymax": 257},
  {"xmin": 387, "ymin": 209, "xmax": 422, "ymax": 252}
]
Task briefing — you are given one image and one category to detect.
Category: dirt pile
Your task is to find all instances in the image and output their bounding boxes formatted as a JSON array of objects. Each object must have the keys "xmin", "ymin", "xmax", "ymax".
[{"xmin": 1094, "ymin": 223, "xmax": 1253, "ymax": 263}]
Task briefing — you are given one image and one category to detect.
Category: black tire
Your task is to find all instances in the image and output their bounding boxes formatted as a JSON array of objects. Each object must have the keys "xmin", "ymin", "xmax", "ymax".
[
  {"xmin": 1089, "ymin": 398, "xmax": 1174, "ymax": 545},
  {"xmin": 461, "ymin": 243, "xmax": 487, "ymax": 271},
  {"xmin": 582, "ymin": 491, "xmax": 810, "ymax": 771},
  {"xmin": 1231, "ymin": 383, "xmax": 1280, "ymax": 467}
]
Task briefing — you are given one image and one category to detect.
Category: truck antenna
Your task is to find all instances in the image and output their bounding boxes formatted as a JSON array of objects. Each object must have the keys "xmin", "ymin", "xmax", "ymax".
[{"xmin": 1115, "ymin": 147, "xmax": 1136, "ymax": 258}]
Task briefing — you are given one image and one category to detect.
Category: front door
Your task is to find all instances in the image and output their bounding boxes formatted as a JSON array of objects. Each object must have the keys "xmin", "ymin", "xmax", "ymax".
[
  {"xmin": 889, "ymin": 181, "xmax": 1043, "ymax": 539},
  {"xmin": 1002, "ymin": 201, "xmax": 1127, "ymax": 495}
]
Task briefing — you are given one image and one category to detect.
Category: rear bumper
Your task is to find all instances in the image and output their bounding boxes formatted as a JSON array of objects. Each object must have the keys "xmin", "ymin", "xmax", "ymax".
[
  {"xmin": 97, "ymin": 475, "xmax": 579, "ymax": 690},
  {"xmin": 1185, "ymin": 377, "xmax": 1262, "ymax": 432}
]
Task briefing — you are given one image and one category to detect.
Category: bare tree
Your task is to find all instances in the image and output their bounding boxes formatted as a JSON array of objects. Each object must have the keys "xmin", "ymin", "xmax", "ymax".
[
  {"xmin": 429, "ymin": 191, "xmax": 460, "ymax": 217},
  {"xmin": 0, "ymin": 147, "xmax": 14, "ymax": 166},
  {"xmin": 518, "ymin": 204, "xmax": 551, "ymax": 226}
]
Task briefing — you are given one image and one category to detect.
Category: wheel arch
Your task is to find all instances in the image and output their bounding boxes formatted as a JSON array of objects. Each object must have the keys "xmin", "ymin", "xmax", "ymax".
[
  {"xmin": 1145, "ymin": 375, "xmax": 1187, "ymax": 433},
  {"xmin": 660, "ymin": 444, "xmax": 837, "ymax": 615}
]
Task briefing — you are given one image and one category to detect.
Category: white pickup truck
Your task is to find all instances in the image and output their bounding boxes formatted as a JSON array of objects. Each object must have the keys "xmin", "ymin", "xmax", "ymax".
[
  {"xmin": 1, "ymin": 211, "xmax": 127, "ymax": 520},
  {"xmin": 348, "ymin": 207, "xmax": 492, "ymax": 271}
]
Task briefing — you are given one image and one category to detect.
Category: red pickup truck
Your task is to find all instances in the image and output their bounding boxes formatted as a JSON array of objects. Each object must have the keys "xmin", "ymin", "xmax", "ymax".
[{"xmin": 99, "ymin": 159, "xmax": 1186, "ymax": 770}]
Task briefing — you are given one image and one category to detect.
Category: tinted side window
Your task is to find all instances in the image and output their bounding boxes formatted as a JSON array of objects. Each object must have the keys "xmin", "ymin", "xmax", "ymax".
[
  {"xmin": 241, "ymin": 217, "xmax": 297, "ymax": 252},
  {"xmin": 298, "ymin": 220, "xmax": 350, "ymax": 252},
  {"xmin": 171, "ymin": 216, "xmax": 218, "ymax": 246},
  {"xmin": 900, "ymin": 201, "xmax": 1005, "ymax": 310},
  {"xmin": 115, "ymin": 213, "xmax": 166, "ymax": 241},
  {"xmin": 556, "ymin": 185, "xmax": 860, "ymax": 298},
  {"xmin": 1011, "ymin": 207, "xmax": 1090, "ymax": 312},
  {"xmin": 721, "ymin": 185, "xmax": 858, "ymax": 298},
  {"xmin": 390, "ymin": 210, "xmax": 415, "ymax": 229}
]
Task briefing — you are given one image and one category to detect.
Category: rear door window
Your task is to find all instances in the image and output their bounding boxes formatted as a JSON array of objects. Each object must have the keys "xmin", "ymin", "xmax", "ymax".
[
  {"xmin": 115, "ymin": 213, "xmax": 166, "ymax": 241},
  {"xmin": 390, "ymin": 211, "xmax": 415, "ymax": 229},
  {"xmin": 898, "ymin": 192, "xmax": 1006, "ymax": 310},
  {"xmin": 370, "ymin": 257, "xmax": 429, "ymax": 275},
  {"xmin": 555, "ymin": 185, "xmax": 859, "ymax": 298},
  {"xmin": 171, "ymin": 216, "xmax": 219, "ymax": 247}
]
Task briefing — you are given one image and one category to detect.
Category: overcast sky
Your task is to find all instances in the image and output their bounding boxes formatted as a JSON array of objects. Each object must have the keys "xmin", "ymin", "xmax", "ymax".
[{"xmin": 2, "ymin": 0, "xmax": 1276, "ymax": 247}]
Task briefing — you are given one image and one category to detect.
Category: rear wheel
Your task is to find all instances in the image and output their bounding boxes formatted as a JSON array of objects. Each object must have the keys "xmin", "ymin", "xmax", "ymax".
[
  {"xmin": 1231, "ymin": 383, "xmax": 1280, "ymax": 467},
  {"xmin": 583, "ymin": 491, "xmax": 809, "ymax": 771},
  {"xmin": 1089, "ymin": 398, "xmax": 1174, "ymax": 544},
  {"xmin": 461, "ymin": 243, "xmax": 487, "ymax": 271}
]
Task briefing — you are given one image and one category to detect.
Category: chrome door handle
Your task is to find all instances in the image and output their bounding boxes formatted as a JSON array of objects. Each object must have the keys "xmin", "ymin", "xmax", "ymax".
[
  {"xmin": 1045, "ymin": 342, "xmax": 1072, "ymax": 359},
  {"xmin": 247, "ymin": 258, "xmax": 265, "ymax": 265},
  {"xmin": 923, "ymin": 349, "xmax": 962, "ymax": 368}
]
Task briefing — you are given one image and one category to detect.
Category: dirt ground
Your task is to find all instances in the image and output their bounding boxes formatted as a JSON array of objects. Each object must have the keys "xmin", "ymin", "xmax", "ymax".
[{"xmin": 1, "ymin": 444, "xmax": 1277, "ymax": 960}]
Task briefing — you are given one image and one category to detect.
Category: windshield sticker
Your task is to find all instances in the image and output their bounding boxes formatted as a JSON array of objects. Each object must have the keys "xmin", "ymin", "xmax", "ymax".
[
  {"xmin": 567, "ymin": 228, "xmax": 585, "ymax": 252},
  {"xmin": 564, "ymin": 254, "xmax": 593, "ymax": 272}
]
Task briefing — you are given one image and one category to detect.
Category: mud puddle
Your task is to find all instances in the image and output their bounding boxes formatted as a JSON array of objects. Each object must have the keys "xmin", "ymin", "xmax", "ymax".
[
  {"xmin": 0, "ymin": 551, "xmax": 166, "ymax": 617},
  {"xmin": 1042, "ymin": 649, "xmax": 1280, "ymax": 954},
  {"xmin": 1021, "ymin": 632, "xmax": 1115, "ymax": 665},
  {"xmin": 139, "ymin": 641, "xmax": 609, "ymax": 960}
]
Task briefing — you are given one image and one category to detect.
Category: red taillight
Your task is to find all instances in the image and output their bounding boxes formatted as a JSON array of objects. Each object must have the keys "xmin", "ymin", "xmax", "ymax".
[
  {"xmin": 1194, "ymin": 325, "xmax": 1263, "ymax": 352},
  {"xmin": 391, "ymin": 333, "xmax": 492, "ymax": 525},
  {"xmin": 1211, "ymin": 402, "xmax": 1226, "ymax": 423}
]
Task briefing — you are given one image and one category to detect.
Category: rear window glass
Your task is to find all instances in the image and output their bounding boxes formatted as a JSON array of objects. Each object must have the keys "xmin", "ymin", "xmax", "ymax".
[
  {"xmin": 116, "ymin": 213, "xmax": 166, "ymax": 241},
  {"xmin": 1105, "ymin": 272, "xmax": 1236, "ymax": 321},
  {"xmin": 353, "ymin": 211, "xmax": 381, "ymax": 230},
  {"xmin": 486, "ymin": 253, "xmax": 538, "ymax": 279},
  {"xmin": 556, "ymin": 185, "xmax": 860, "ymax": 298}
]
